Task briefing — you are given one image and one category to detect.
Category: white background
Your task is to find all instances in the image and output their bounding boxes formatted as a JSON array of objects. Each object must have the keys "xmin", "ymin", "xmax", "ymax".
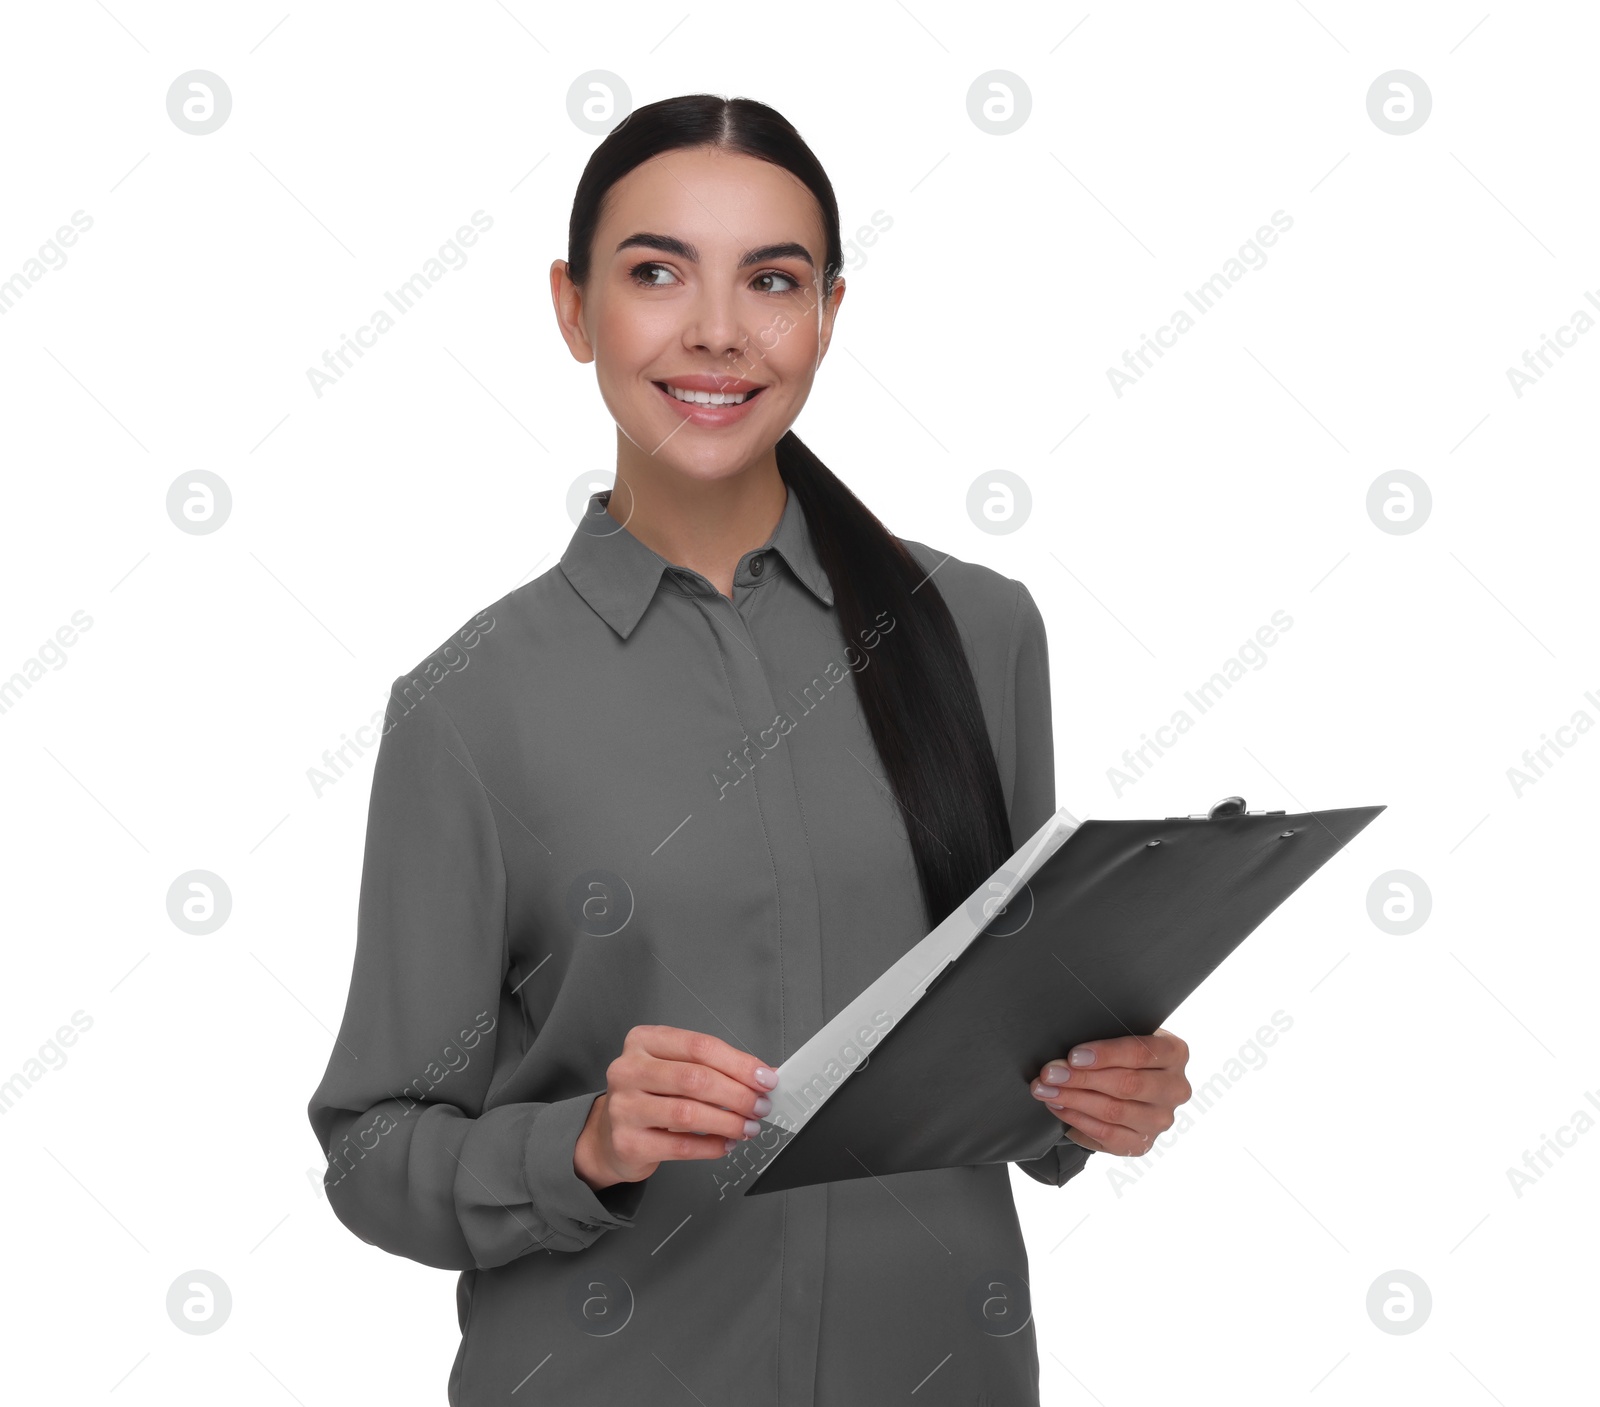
[{"xmin": 2, "ymin": 1, "xmax": 1593, "ymax": 1402}]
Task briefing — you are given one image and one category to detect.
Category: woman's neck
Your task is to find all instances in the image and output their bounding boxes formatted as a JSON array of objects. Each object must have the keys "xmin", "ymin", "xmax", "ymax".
[{"xmin": 605, "ymin": 451, "xmax": 788, "ymax": 600}]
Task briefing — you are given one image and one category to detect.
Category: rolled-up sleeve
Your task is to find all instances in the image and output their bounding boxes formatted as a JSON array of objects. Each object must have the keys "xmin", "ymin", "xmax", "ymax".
[
  {"xmin": 998, "ymin": 582, "xmax": 1096, "ymax": 1189},
  {"xmin": 306, "ymin": 676, "xmax": 647, "ymax": 1271}
]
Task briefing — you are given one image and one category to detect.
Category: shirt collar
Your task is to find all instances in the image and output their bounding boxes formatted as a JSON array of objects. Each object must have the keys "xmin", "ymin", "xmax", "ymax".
[{"xmin": 559, "ymin": 481, "xmax": 835, "ymax": 639}]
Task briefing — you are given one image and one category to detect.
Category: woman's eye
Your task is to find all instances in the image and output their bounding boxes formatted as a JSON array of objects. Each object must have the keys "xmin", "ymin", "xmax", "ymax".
[
  {"xmin": 629, "ymin": 262, "xmax": 678, "ymax": 288},
  {"xmin": 754, "ymin": 271, "xmax": 800, "ymax": 294}
]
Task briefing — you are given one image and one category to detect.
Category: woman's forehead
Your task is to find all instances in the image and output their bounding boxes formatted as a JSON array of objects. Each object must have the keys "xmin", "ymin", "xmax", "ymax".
[{"xmin": 599, "ymin": 152, "xmax": 823, "ymax": 253}]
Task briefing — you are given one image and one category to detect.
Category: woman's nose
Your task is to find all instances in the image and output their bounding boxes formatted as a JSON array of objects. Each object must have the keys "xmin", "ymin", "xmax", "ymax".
[{"xmin": 682, "ymin": 287, "xmax": 748, "ymax": 358}]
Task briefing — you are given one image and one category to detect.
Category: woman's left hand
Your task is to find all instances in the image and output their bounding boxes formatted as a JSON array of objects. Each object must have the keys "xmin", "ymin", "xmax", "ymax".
[{"xmin": 1029, "ymin": 1027, "xmax": 1192, "ymax": 1156}]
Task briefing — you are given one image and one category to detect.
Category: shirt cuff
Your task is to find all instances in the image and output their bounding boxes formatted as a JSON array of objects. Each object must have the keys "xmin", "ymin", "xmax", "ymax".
[
  {"xmin": 522, "ymin": 1091, "xmax": 648, "ymax": 1248},
  {"xmin": 1014, "ymin": 1134, "xmax": 1094, "ymax": 1187}
]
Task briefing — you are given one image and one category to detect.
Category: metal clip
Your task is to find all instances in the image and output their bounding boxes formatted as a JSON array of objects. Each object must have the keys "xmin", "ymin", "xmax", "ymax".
[{"xmin": 1165, "ymin": 796, "xmax": 1288, "ymax": 820}]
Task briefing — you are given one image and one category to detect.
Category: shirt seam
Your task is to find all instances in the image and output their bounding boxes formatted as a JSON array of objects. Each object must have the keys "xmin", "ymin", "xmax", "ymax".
[{"xmin": 1001, "ymin": 580, "xmax": 1024, "ymax": 821}]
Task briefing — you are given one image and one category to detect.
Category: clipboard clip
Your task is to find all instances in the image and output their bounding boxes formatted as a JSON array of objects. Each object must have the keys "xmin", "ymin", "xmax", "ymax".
[{"xmin": 1166, "ymin": 796, "xmax": 1288, "ymax": 820}]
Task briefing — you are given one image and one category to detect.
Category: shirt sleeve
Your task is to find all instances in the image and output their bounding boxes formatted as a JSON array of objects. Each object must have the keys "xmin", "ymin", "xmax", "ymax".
[
  {"xmin": 306, "ymin": 675, "xmax": 648, "ymax": 1271},
  {"xmin": 999, "ymin": 581, "xmax": 1096, "ymax": 1190}
]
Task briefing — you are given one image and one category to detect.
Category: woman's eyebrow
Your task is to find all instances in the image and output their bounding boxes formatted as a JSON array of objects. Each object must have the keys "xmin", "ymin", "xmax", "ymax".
[{"xmin": 614, "ymin": 232, "xmax": 815, "ymax": 269}]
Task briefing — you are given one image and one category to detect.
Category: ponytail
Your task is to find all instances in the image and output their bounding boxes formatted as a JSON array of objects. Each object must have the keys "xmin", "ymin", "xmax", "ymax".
[{"xmin": 776, "ymin": 430, "xmax": 1013, "ymax": 926}]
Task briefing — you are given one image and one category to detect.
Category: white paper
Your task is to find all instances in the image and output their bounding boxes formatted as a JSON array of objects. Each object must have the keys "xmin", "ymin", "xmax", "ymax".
[{"xmin": 762, "ymin": 805, "xmax": 1081, "ymax": 1138}]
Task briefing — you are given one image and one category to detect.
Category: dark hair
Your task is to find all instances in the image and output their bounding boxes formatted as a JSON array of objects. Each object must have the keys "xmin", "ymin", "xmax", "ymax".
[{"xmin": 566, "ymin": 93, "xmax": 1014, "ymax": 928}]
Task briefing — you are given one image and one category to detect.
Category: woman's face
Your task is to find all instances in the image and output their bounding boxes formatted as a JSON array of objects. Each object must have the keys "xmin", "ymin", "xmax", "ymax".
[{"xmin": 552, "ymin": 145, "xmax": 844, "ymax": 484}]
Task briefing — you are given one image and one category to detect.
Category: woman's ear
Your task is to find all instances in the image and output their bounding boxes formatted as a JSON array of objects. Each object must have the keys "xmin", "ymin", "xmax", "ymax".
[
  {"xmin": 550, "ymin": 258, "xmax": 596, "ymax": 365},
  {"xmin": 816, "ymin": 276, "xmax": 846, "ymax": 364}
]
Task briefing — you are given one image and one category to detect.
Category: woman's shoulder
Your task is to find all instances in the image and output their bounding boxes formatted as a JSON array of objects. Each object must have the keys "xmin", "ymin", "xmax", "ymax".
[
  {"xmin": 897, "ymin": 535, "xmax": 1036, "ymax": 636},
  {"xmin": 379, "ymin": 567, "xmax": 586, "ymax": 721},
  {"xmin": 894, "ymin": 538, "xmax": 1048, "ymax": 725}
]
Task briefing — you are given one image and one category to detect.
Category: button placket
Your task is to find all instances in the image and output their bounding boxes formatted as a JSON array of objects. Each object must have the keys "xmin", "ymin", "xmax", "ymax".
[{"xmin": 688, "ymin": 575, "xmax": 827, "ymax": 1407}]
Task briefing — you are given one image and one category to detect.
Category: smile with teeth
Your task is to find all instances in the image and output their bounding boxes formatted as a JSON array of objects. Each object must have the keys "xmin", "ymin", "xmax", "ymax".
[{"xmin": 656, "ymin": 382, "xmax": 765, "ymax": 406}]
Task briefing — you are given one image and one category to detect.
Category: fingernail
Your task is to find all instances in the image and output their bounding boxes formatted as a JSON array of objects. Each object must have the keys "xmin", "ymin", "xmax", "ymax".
[
  {"xmin": 1043, "ymin": 1064, "xmax": 1071, "ymax": 1085},
  {"xmin": 1069, "ymin": 1048, "xmax": 1095, "ymax": 1067},
  {"xmin": 754, "ymin": 1066, "xmax": 779, "ymax": 1088},
  {"xmin": 753, "ymin": 1095, "xmax": 773, "ymax": 1116},
  {"xmin": 741, "ymin": 1119, "xmax": 760, "ymax": 1137},
  {"xmin": 724, "ymin": 1138, "xmax": 737, "ymax": 1155}
]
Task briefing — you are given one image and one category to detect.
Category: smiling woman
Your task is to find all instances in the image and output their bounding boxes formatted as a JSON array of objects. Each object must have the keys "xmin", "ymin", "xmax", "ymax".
[
  {"xmin": 306, "ymin": 92, "xmax": 1106, "ymax": 1407},
  {"xmin": 542, "ymin": 103, "xmax": 1018, "ymax": 930}
]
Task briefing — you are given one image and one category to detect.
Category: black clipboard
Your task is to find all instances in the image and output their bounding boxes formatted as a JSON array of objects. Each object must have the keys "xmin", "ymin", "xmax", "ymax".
[{"xmin": 744, "ymin": 798, "xmax": 1384, "ymax": 1195}]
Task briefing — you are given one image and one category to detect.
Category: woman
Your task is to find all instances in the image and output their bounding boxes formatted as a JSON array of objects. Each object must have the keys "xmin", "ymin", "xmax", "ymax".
[{"xmin": 307, "ymin": 92, "xmax": 1191, "ymax": 1406}]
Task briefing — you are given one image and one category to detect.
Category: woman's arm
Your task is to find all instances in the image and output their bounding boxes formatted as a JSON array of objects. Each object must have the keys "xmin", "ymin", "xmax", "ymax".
[
  {"xmin": 999, "ymin": 581, "xmax": 1097, "ymax": 1189},
  {"xmin": 306, "ymin": 676, "xmax": 646, "ymax": 1271}
]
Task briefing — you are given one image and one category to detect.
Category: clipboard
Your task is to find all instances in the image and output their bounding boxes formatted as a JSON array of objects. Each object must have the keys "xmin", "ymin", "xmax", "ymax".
[{"xmin": 743, "ymin": 796, "xmax": 1385, "ymax": 1195}]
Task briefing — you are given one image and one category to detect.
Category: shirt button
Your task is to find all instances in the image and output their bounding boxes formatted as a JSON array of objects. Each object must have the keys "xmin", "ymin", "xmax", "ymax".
[{"xmin": 749, "ymin": 554, "xmax": 764, "ymax": 577}]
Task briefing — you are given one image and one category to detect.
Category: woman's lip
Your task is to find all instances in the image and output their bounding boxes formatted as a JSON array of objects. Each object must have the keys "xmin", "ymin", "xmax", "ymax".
[{"xmin": 652, "ymin": 380, "xmax": 767, "ymax": 427}]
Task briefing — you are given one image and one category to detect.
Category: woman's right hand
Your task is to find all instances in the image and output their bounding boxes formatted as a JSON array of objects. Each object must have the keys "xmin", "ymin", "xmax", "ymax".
[{"xmin": 574, "ymin": 1024, "xmax": 781, "ymax": 1190}]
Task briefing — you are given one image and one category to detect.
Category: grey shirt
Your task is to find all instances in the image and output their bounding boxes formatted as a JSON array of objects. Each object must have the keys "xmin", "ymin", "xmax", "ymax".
[{"xmin": 307, "ymin": 484, "xmax": 1093, "ymax": 1406}]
